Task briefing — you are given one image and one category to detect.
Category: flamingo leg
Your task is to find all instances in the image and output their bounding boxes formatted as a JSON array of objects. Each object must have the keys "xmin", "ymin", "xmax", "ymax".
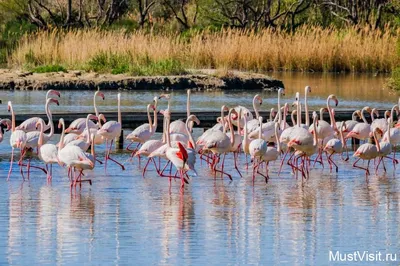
[
  {"xmin": 278, "ymin": 148, "xmax": 290, "ymax": 176},
  {"xmin": 19, "ymin": 162, "xmax": 47, "ymax": 175},
  {"xmin": 233, "ymin": 152, "xmax": 242, "ymax": 178},
  {"xmin": 106, "ymin": 139, "xmax": 125, "ymax": 170},
  {"xmin": 328, "ymin": 153, "xmax": 338, "ymax": 173},
  {"xmin": 142, "ymin": 158, "xmax": 152, "ymax": 177},
  {"xmin": 104, "ymin": 140, "xmax": 109, "ymax": 171},
  {"xmin": 7, "ymin": 148, "xmax": 15, "ymax": 181},
  {"xmin": 353, "ymin": 158, "xmax": 370, "ymax": 176}
]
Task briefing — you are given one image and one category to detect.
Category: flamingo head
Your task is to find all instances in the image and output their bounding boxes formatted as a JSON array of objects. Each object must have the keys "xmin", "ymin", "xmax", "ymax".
[
  {"xmin": 58, "ymin": 118, "xmax": 64, "ymax": 129},
  {"xmin": 97, "ymin": 91, "xmax": 105, "ymax": 100},
  {"xmin": 7, "ymin": 101, "xmax": 11, "ymax": 112},
  {"xmin": 188, "ymin": 114, "xmax": 200, "ymax": 126},
  {"xmin": 279, "ymin": 88, "xmax": 285, "ymax": 96},
  {"xmin": 98, "ymin": 114, "xmax": 107, "ymax": 123},
  {"xmin": 306, "ymin": 86, "xmax": 311, "ymax": 93},
  {"xmin": 48, "ymin": 98, "xmax": 59, "ymax": 106},
  {"xmin": 328, "ymin": 94, "xmax": 338, "ymax": 106},
  {"xmin": 158, "ymin": 94, "xmax": 171, "ymax": 100},
  {"xmin": 48, "ymin": 90, "xmax": 61, "ymax": 98},
  {"xmin": 0, "ymin": 119, "xmax": 11, "ymax": 131},
  {"xmin": 255, "ymin": 94, "xmax": 262, "ymax": 105}
]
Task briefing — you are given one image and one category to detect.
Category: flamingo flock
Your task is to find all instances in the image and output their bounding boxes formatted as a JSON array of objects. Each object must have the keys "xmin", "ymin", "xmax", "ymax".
[{"xmin": 2, "ymin": 87, "xmax": 400, "ymax": 191}]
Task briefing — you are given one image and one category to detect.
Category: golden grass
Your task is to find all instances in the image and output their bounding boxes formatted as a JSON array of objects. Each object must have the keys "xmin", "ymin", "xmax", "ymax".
[{"xmin": 9, "ymin": 26, "xmax": 399, "ymax": 73}]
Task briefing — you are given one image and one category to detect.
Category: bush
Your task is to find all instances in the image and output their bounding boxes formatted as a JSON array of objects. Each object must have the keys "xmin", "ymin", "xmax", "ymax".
[{"xmin": 85, "ymin": 51, "xmax": 186, "ymax": 76}]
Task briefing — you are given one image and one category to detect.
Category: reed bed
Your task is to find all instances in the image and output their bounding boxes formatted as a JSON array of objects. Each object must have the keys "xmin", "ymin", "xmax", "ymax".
[{"xmin": 10, "ymin": 26, "xmax": 399, "ymax": 74}]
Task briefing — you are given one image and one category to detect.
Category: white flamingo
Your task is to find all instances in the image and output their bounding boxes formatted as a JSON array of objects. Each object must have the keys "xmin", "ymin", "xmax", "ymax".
[
  {"xmin": 37, "ymin": 119, "xmax": 59, "ymax": 181},
  {"xmin": 324, "ymin": 121, "xmax": 348, "ymax": 173},
  {"xmin": 346, "ymin": 106, "xmax": 372, "ymax": 142},
  {"xmin": 58, "ymin": 115, "xmax": 98, "ymax": 187},
  {"xmin": 97, "ymin": 93, "xmax": 125, "ymax": 171},
  {"xmin": 16, "ymin": 89, "xmax": 60, "ymax": 132},
  {"xmin": 65, "ymin": 90, "xmax": 104, "ymax": 134},
  {"xmin": 353, "ymin": 128, "xmax": 381, "ymax": 177},
  {"xmin": 7, "ymin": 101, "xmax": 27, "ymax": 180}
]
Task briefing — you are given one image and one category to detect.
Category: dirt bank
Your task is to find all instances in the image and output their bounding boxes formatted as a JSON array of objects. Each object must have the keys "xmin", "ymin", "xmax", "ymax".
[{"xmin": 0, "ymin": 69, "xmax": 284, "ymax": 91}]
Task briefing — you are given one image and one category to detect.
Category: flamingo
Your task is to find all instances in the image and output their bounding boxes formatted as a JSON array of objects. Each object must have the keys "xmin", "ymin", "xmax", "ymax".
[
  {"xmin": 346, "ymin": 106, "xmax": 372, "ymax": 142},
  {"xmin": 202, "ymin": 108, "xmax": 238, "ymax": 180},
  {"xmin": 65, "ymin": 113, "xmax": 100, "ymax": 151},
  {"xmin": 196, "ymin": 105, "xmax": 228, "ymax": 150},
  {"xmin": 37, "ymin": 119, "xmax": 59, "ymax": 181},
  {"xmin": 287, "ymin": 112, "xmax": 319, "ymax": 180},
  {"xmin": 126, "ymin": 99, "xmax": 158, "ymax": 153},
  {"xmin": 166, "ymin": 142, "xmax": 190, "ymax": 192},
  {"xmin": 97, "ymin": 93, "xmax": 125, "ymax": 171},
  {"xmin": 383, "ymin": 106, "xmax": 400, "ymax": 163},
  {"xmin": 58, "ymin": 115, "xmax": 98, "ymax": 187},
  {"xmin": 249, "ymin": 116, "xmax": 268, "ymax": 182},
  {"xmin": 248, "ymin": 88, "xmax": 285, "ymax": 141},
  {"xmin": 75, "ymin": 114, "xmax": 107, "ymax": 145},
  {"xmin": 15, "ymin": 89, "xmax": 60, "ymax": 132},
  {"xmin": 242, "ymin": 94, "xmax": 263, "ymax": 133},
  {"xmin": 24, "ymin": 98, "xmax": 58, "ymax": 150},
  {"xmin": 324, "ymin": 121, "xmax": 348, "ymax": 173},
  {"xmin": 304, "ymin": 86, "xmax": 311, "ymax": 127},
  {"xmin": 65, "ymin": 90, "xmax": 104, "ymax": 134},
  {"xmin": 259, "ymin": 122, "xmax": 281, "ymax": 182},
  {"xmin": 7, "ymin": 101, "xmax": 28, "ymax": 180},
  {"xmin": 353, "ymin": 128, "xmax": 381, "ymax": 177}
]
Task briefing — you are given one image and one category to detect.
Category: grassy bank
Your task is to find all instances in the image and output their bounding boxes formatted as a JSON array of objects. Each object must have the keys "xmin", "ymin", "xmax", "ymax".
[{"xmin": 9, "ymin": 26, "xmax": 399, "ymax": 75}]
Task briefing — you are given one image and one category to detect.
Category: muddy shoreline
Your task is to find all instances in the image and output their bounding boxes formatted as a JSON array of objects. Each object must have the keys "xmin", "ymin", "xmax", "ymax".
[{"xmin": 0, "ymin": 69, "xmax": 284, "ymax": 91}]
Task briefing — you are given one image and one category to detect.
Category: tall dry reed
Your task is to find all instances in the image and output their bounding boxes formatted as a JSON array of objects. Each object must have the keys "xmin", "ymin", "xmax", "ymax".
[{"xmin": 10, "ymin": 26, "xmax": 399, "ymax": 73}]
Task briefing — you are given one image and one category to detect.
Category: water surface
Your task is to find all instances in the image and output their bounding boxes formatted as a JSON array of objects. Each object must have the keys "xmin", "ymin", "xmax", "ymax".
[
  {"xmin": 0, "ymin": 73, "xmax": 397, "ymax": 116},
  {"xmin": 0, "ymin": 130, "xmax": 399, "ymax": 265}
]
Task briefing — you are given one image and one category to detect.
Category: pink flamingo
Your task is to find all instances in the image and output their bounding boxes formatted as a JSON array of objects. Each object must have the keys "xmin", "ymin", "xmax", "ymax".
[
  {"xmin": 353, "ymin": 128, "xmax": 381, "ymax": 177},
  {"xmin": 37, "ymin": 119, "xmax": 59, "ymax": 181},
  {"xmin": 126, "ymin": 99, "xmax": 158, "ymax": 153},
  {"xmin": 7, "ymin": 101, "xmax": 27, "ymax": 180},
  {"xmin": 97, "ymin": 93, "xmax": 125, "ymax": 171},
  {"xmin": 166, "ymin": 142, "xmax": 190, "ymax": 192},
  {"xmin": 287, "ymin": 112, "xmax": 319, "ymax": 180},
  {"xmin": 58, "ymin": 115, "xmax": 98, "ymax": 187},
  {"xmin": 65, "ymin": 90, "xmax": 104, "ymax": 134},
  {"xmin": 249, "ymin": 116, "xmax": 268, "ymax": 182},
  {"xmin": 324, "ymin": 121, "xmax": 348, "ymax": 173},
  {"xmin": 16, "ymin": 89, "xmax": 60, "ymax": 132},
  {"xmin": 346, "ymin": 106, "xmax": 372, "ymax": 142},
  {"xmin": 203, "ymin": 108, "xmax": 237, "ymax": 180}
]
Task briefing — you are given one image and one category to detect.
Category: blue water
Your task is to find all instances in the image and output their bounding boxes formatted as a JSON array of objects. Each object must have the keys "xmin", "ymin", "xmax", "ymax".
[{"xmin": 0, "ymin": 129, "xmax": 399, "ymax": 265}]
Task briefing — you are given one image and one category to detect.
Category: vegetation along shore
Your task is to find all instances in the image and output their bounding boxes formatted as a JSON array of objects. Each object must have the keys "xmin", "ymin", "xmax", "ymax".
[{"xmin": 1, "ymin": 1, "xmax": 400, "ymax": 87}]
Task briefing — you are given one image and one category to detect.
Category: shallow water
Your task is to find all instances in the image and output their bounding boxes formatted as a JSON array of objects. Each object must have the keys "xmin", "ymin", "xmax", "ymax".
[
  {"xmin": 0, "ymin": 130, "xmax": 400, "ymax": 265},
  {"xmin": 0, "ymin": 73, "xmax": 397, "ymax": 115}
]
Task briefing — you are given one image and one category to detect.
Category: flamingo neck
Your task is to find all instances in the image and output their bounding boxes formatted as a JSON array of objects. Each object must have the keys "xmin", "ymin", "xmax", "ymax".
[
  {"xmin": 86, "ymin": 115, "xmax": 91, "ymax": 145},
  {"xmin": 166, "ymin": 116, "xmax": 171, "ymax": 147},
  {"xmin": 152, "ymin": 106, "xmax": 158, "ymax": 132},
  {"xmin": 282, "ymin": 104, "xmax": 288, "ymax": 130},
  {"xmin": 59, "ymin": 120, "xmax": 65, "ymax": 152},
  {"xmin": 374, "ymin": 130, "xmax": 380, "ymax": 151},
  {"xmin": 228, "ymin": 112, "xmax": 235, "ymax": 146},
  {"xmin": 305, "ymin": 88, "xmax": 310, "ymax": 126},
  {"xmin": 253, "ymin": 96, "xmax": 260, "ymax": 119},
  {"xmin": 243, "ymin": 112, "xmax": 248, "ymax": 150},
  {"xmin": 297, "ymin": 102, "xmax": 301, "ymax": 127},
  {"xmin": 45, "ymin": 101, "xmax": 54, "ymax": 140},
  {"xmin": 275, "ymin": 123, "xmax": 280, "ymax": 152},
  {"xmin": 91, "ymin": 135, "xmax": 96, "ymax": 160},
  {"xmin": 340, "ymin": 122, "xmax": 346, "ymax": 148},
  {"xmin": 329, "ymin": 108, "xmax": 337, "ymax": 130},
  {"xmin": 185, "ymin": 117, "xmax": 196, "ymax": 149},
  {"xmin": 38, "ymin": 120, "xmax": 44, "ymax": 147},
  {"xmin": 258, "ymin": 117, "xmax": 262, "ymax": 139},
  {"xmin": 313, "ymin": 118, "xmax": 318, "ymax": 147},
  {"xmin": 117, "ymin": 95, "xmax": 121, "ymax": 125},
  {"xmin": 187, "ymin": 90, "xmax": 191, "ymax": 118},
  {"xmin": 277, "ymin": 91, "xmax": 282, "ymax": 128},
  {"xmin": 10, "ymin": 104, "xmax": 15, "ymax": 132},
  {"xmin": 94, "ymin": 91, "xmax": 99, "ymax": 117},
  {"xmin": 147, "ymin": 105, "xmax": 153, "ymax": 133},
  {"xmin": 291, "ymin": 110, "xmax": 296, "ymax": 126},
  {"xmin": 326, "ymin": 97, "xmax": 334, "ymax": 125},
  {"xmin": 361, "ymin": 109, "xmax": 368, "ymax": 123},
  {"xmin": 390, "ymin": 105, "xmax": 397, "ymax": 125}
]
